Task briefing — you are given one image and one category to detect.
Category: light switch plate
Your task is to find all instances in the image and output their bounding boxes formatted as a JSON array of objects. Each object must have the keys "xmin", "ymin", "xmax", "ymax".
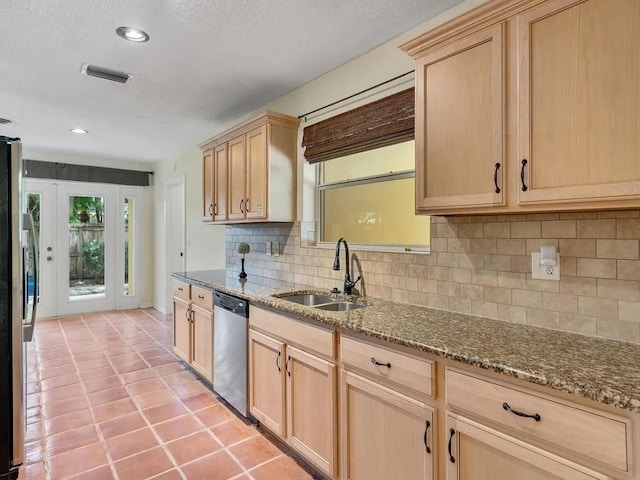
[
  {"xmin": 531, "ymin": 252, "xmax": 560, "ymax": 281},
  {"xmin": 266, "ymin": 241, "xmax": 272, "ymax": 256}
]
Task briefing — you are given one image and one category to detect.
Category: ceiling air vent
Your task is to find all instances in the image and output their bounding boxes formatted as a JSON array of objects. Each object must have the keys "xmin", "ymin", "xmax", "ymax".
[
  {"xmin": 0, "ymin": 118, "xmax": 11, "ymax": 124},
  {"xmin": 81, "ymin": 63, "xmax": 134, "ymax": 84}
]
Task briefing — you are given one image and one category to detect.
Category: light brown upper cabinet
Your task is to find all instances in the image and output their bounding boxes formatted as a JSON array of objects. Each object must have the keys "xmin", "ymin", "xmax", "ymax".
[
  {"xmin": 199, "ymin": 111, "xmax": 300, "ymax": 224},
  {"xmin": 402, "ymin": 0, "xmax": 640, "ymax": 215}
]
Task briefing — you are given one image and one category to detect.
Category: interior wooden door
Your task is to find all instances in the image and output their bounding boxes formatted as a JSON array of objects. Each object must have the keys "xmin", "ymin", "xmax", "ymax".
[
  {"xmin": 191, "ymin": 304, "xmax": 213, "ymax": 382},
  {"xmin": 446, "ymin": 414, "xmax": 603, "ymax": 480},
  {"xmin": 202, "ymin": 148, "xmax": 214, "ymax": 221},
  {"xmin": 245, "ymin": 125, "xmax": 268, "ymax": 220},
  {"xmin": 517, "ymin": 0, "xmax": 640, "ymax": 206},
  {"xmin": 173, "ymin": 298, "xmax": 191, "ymax": 363},
  {"xmin": 248, "ymin": 329, "xmax": 286, "ymax": 436},
  {"xmin": 213, "ymin": 143, "xmax": 227, "ymax": 222},
  {"xmin": 286, "ymin": 346, "xmax": 337, "ymax": 478},
  {"xmin": 227, "ymin": 135, "xmax": 246, "ymax": 220},
  {"xmin": 414, "ymin": 23, "xmax": 505, "ymax": 212},
  {"xmin": 341, "ymin": 371, "xmax": 434, "ymax": 480}
]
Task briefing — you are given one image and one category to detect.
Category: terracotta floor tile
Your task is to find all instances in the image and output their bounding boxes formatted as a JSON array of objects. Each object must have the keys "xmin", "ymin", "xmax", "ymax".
[
  {"xmin": 109, "ymin": 352, "xmax": 142, "ymax": 365},
  {"xmin": 113, "ymin": 446, "xmax": 174, "ymax": 480},
  {"xmin": 153, "ymin": 414, "xmax": 204, "ymax": 443},
  {"xmin": 171, "ymin": 379, "xmax": 211, "ymax": 399},
  {"xmin": 103, "ymin": 345, "xmax": 134, "ymax": 356},
  {"xmin": 83, "ymin": 375, "xmax": 122, "ymax": 394},
  {"xmin": 119, "ymin": 368, "xmax": 158, "ymax": 384},
  {"xmin": 73, "ymin": 352, "xmax": 108, "ymax": 364},
  {"xmin": 46, "ymin": 425, "xmax": 100, "ymax": 456},
  {"xmin": 79, "ymin": 365, "xmax": 116, "ymax": 381},
  {"xmin": 126, "ymin": 377, "xmax": 166, "ymax": 396},
  {"xmin": 229, "ymin": 435, "xmax": 282, "ymax": 470},
  {"xmin": 180, "ymin": 450, "xmax": 243, "ymax": 480},
  {"xmin": 88, "ymin": 386, "xmax": 129, "ymax": 406},
  {"xmin": 68, "ymin": 465, "xmax": 115, "ymax": 480},
  {"xmin": 146, "ymin": 354, "xmax": 177, "ymax": 367},
  {"xmin": 75, "ymin": 357, "xmax": 112, "ymax": 371},
  {"xmin": 147, "ymin": 469, "xmax": 183, "ymax": 480},
  {"xmin": 153, "ymin": 362, "xmax": 188, "ymax": 376},
  {"xmin": 98, "ymin": 411, "xmax": 147, "ymax": 439},
  {"xmin": 134, "ymin": 388, "xmax": 176, "ymax": 409},
  {"xmin": 163, "ymin": 371, "xmax": 199, "ymax": 387},
  {"xmin": 42, "ymin": 394, "xmax": 88, "ymax": 419},
  {"xmin": 113, "ymin": 359, "xmax": 148, "ymax": 374},
  {"xmin": 49, "ymin": 441, "xmax": 108, "ymax": 480},
  {"xmin": 26, "ymin": 393, "xmax": 40, "ymax": 409},
  {"xmin": 41, "ymin": 383, "xmax": 84, "ymax": 404},
  {"xmin": 211, "ymin": 420, "xmax": 259, "ymax": 446},
  {"xmin": 143, "ymin": 400, "xmax": 188, "ymax": 424},
  {"xmin": 181, "ymin": 392, "xmax": 219, "ymax": 411},
  {"xmin": 92, "ymin": 398, "xmax": 137, "ymax": 423},
  {"xmin": 105, "ymin": 427, "xmax": 159, "ymax": 460},
  {"xmin": 39, "ymin": 363, "xmax": 77, "ymax": 379},
  {"xmin": 26, "ymin": 381, "xmax": 40, "ymax": 395},
  {"xmin": 249, "ymin": 455, "xmax": 314, "ymax": 480},
  {"xmin": 19, "ymin": 462, "xmax": 46, "ymax": 480},
  {"xmin": 138, "ymin": 346, "xmax": 170, "ymax": 359},
  {"xmin": 41, "ymin": 372, "xmax": 80, "ymax": 391},
  {"xmin": 26, "ymin": 406, "xmax": 41, "ymax": 425},
  {"xmin": 195, "ymin": 404, "xmax": 235, "ymax": 428},
  {"xmin": 44, "ymin": 409, "xmax": 93, "ymax": 436},
  {"xmin": 25, "ymin": 440, "xmax": 43, "ymax": 463},
  {"xmin": 166, "ymin": 430, "xmax": 222, "ymax": 465},
  {"xmin": 39, "ymin": 356, "xmax": 74, "ymax": 370}
]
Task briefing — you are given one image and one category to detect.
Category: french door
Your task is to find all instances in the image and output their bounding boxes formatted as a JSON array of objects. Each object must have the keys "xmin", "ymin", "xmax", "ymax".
[{"xmin": 24, "ymin": 179, "xmax": 142, "ymax": 317}]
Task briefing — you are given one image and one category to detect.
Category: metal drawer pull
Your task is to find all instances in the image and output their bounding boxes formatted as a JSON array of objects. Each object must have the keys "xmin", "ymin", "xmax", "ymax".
[
  {"xmin": 494, "ymin": 162, "xmax": 501, "ymax": 194},
  {"xmin": 240, "ymin": 199, "xmax": 244, "ymax": 213},
  {"xmin": 276, "ymin": 351, "xmax": 281, "ymax": 372},
  {"xmin": 502, "ymin": 402, "xmax": 541, "ymax": 422},
  {"xmin": 423, "ymin": 420, "xmax": 431, "ymax": 454},
  {"xmin": 198, "ymin": 295, "xmax": 205, "ymax": 299},
  {"xmin": 178, "ymin": 287, "xmax": 183, "ymax": 291},
  {"xmin": 520, "ymin": 159, "xmax": 528, "ymax": 191},
  {"xmin": 448, "ymin": 428, "xmax": 456, "ymax": 463},
  {"xmin": 370, "ymin": 357, "xmax": 391, "ymax": 368},
  {"xmin": 286, "ymin": 355, "xmax": 292, "ymax": 377}
]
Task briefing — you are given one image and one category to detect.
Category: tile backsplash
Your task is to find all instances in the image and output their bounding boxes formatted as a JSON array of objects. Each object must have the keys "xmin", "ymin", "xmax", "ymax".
[{"xmin": 226, "ymin": 211, "xmax": 640, "ymax": 344}]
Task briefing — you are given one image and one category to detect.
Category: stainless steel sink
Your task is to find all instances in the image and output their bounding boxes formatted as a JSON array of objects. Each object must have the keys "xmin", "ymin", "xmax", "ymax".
[
  {"xmin": 313, "ymin": 301, "xmax": 366, "ymax": 312},
  {"xmin": 278, "ymin": 293, "xmax": 337, "ymax": 306}
]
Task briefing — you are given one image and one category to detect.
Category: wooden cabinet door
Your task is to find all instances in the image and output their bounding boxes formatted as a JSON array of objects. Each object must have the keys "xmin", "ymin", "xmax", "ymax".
[
  {"xmin": 446, "ymin": 414, "xmax": 603, "ymax": 480},
  {"xmin": 227, "ymin": 135, "xmax": 246, "ymax": 220},
  {"xmin": 213, "ymin": 143, "xmax": 227, "ymax": 222},
  {"xmin": 517, "ymin": 0, "xmax": 640, "ymax": 206},
  {"xmin": 245, "ymin": 126, "xmax": 268, "ymax": 220},
  {"xmin": 249, "ymin": 329, "xmax": 286, "ymax": 436},
  {"xmin": 341, "ymin": 371, "xmax": 434, "ymax": 480},
  {"xmin": 414, "ymin": 23, "xmax": 505, "ymax": 212},
  {"xmin": 202, "ymin": 149, "xmax": 214, "ymax": 222},
  {"xmin": 191, "ymin": 304, "xmax": 213, "ymax": 382},
  {"xmin": 286, "ymin": 346, "xmax": 337, "ymax": 478},
  {"xmin": 173, "ymin": 297, "xmax": 191, "ymax": 363}
]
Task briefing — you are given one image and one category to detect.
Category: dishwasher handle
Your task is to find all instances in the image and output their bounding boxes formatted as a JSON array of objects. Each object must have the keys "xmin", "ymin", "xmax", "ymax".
[{"xmin": 214, "ymin": 291, "xmax": 249, "ymax": 317}]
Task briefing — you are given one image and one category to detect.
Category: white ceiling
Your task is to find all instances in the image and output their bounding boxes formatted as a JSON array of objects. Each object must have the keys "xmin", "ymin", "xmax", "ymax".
[{"xmin": 0, "ymin": 0, "xmax": 464, "ymax": 164}]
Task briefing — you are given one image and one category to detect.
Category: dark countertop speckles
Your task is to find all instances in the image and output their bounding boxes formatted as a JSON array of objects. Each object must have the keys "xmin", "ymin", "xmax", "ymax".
[{"xmin": 173, "ymin": 270, "xmax": 640, "ymax": 414}]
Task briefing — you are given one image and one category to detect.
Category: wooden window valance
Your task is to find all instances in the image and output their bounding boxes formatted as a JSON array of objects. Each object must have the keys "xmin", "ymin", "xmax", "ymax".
[{"xmin": 301, "ymin": 87, "xmax": 415, "ymax": 164}]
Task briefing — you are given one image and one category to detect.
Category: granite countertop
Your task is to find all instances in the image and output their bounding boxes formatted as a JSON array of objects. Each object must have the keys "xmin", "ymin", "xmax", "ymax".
[{"xmin": 173, "ymin": 269, "xmax": 640, "ymax": 414}]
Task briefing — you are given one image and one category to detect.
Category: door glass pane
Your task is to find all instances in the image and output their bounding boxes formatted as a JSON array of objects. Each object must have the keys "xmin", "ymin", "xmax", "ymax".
[
  {"xmin": 26, "ymin": 193, "xmax": 40, "ymax": 301},
  {"xmin": 68, "ymin": 196, "xmax": 105, "ymax": 300},
  {"xmin": 124, "ymin": 197, "xmax": 134, "ymax": 296}
]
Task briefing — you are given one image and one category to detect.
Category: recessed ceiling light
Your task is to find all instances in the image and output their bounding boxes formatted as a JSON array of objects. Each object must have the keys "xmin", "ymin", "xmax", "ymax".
[
  {"xmin": 116, "ymin": 26, "xmax": 149, "ymax": 43},
  {"xmin": 70, "ymin": 128, "xmax": 88, "ymax": 134}
]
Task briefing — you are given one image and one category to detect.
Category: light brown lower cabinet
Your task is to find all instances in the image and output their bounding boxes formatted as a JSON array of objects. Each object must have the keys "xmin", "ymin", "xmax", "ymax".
[
  {"xmin": 173, "ymin": 297, "xmax": 190, "ymax": 363},
  {"xmin": 340, "ymin": 370, "xmax": 434, "ymax": 480}
]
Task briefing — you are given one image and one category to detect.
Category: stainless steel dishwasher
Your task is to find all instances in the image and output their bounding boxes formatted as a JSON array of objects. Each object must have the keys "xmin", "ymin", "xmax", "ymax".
[{"xmin": 213, "ymin": 290, "xmax": 249, "ymax": 416}]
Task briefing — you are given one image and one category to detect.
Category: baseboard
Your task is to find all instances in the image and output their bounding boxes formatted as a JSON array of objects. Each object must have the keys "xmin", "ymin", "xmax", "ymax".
[{"xmin": 152, "ymin": 303, "xmax": 168, "ymax": 314}]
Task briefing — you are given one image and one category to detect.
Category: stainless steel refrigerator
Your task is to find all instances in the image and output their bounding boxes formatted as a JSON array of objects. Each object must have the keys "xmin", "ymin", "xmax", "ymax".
[{"xmin": 0, "ymin": 136, "xmax": 38, "ymax": 480}]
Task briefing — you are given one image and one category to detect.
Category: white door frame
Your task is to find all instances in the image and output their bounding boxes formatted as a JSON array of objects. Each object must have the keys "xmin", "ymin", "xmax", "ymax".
[{"xmin": 164, "ymin": 175, "xmax": 186, "ymax": 313}]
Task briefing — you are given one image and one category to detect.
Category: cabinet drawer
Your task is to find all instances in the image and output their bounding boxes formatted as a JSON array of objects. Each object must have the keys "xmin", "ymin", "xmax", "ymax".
[
  {"xmin": 172, "ymin": 280, "xmax": 190, "ymax": 302},
  {"xmin": 191, "ymin": 285, "xmax": 213, "ymax": 311},
  {"xmin": 446, "ymin": 369, "xmax": 629, "ymax": 472},
  {"xmin": 250, "ymin": 306, "xmax": 335, "ymax": 358},
  {"xmin": 341, "ymin": 335, "xmax": 434, "ymax": 398}
]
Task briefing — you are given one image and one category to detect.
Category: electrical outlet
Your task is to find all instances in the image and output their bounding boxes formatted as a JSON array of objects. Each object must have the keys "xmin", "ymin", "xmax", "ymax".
[
  {"xmin": 273, "ymin": 241, "xmax": 280, "ymax": 257},
  {"xmin": 531, "ymin": 252, "xmax": 560, "ymax": 281}
]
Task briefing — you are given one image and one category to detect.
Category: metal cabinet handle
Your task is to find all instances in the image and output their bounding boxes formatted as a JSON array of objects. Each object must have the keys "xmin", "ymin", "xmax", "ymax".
[
  {"xmin": 494, "ymin": 162, "xmax": 501, "ymax": 194},
  {"xmin": 208, "ymin": 203, "xmax": 213, "ymax": 215},
  {"xmin": 370, "ymin": 357, "xmax": 391, "ymax": 368},
  {"xmin": 520, "ymin": 159, "xmax": 528, "ymax": 191},
  {"xmin": 286, "ymin": 355, "xmax": 292, "ymax": 377},
  {"xmin": 178, "ymin": 287, "xmax": 183, "ymax": 291},
  {"xmin": 240, "ymin": 199, "xmax": 244, "ymax": 213},
  {"xmin": 198, "ymin": 295, "xmax": 205, "ymax": 299},
  {"xmin": 448, "ymin": 428, "xmax": 456, "ymax": 463},
  {"xmin": 245, "ymin": 198, "xmax": 250, "ymax": 212},
  {"xmin": 213, "ymin": 203, "xmax": 218, "ymax": 216},
  {"xmin": 184, "ymin": 309, "xmax": 189, "ymax": 321},
  {"xmin": 276, "ymin": 351, "xmax": 281, "ymax": 372},
  {"xmin": 502, "ymin": 402, "xmax": 541, "ymax": 421},
  {"xmin": 423, "ymin": 420, "xmax": 431, "ymax": 454}
]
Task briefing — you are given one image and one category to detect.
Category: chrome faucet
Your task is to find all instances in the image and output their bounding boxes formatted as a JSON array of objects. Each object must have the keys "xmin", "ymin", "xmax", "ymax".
[{"xmin": 333, "ymin": 238, "xmax": 361, "ymax": 295}]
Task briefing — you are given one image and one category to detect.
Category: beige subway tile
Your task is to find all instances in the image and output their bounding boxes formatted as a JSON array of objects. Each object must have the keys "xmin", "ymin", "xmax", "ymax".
[
  {"xmin": 597, "ymin": 210, "xmax": 640, "ymax": 219},
  {"xmin": 618, "ymin": 300, "xmax": 640, "ymax": 323},
  {"xmin": 597, "ymin": 240, "xmax": 639, "ymax": 260},
  {"xmin": 482, "ymin": 255, "xmax": 512, "ymax": 271},
  {"xmin": 430, "ymin": 216, "xmax": 448, "ymax": 224},
  {"xmin": 437, "ymin": 281, "xmax": 460, "ymax": 297},
  {"xmin": 427, "ymin": 294, "xmax": 449, "ymax": 310},
  {"xmin": 470, "ymin": 239, "xmax": 497, "ymax": 255},
  {"xmin": 448, "ymin": 297, "xmax": 472, "ymax": 314},
  {"xmin": 558, "ymin": 313, "xmax": 597, "ymax": 335},
  {"xmin": 449, "ymin": 268, "xmax": 472, "ymax": 284},
  {"xmin": 560, "ymin": 256, "xmax": 577, "ymax": 276},
  {"xmin": 511, "ymin": 222, "xmax": 541, "ymax": 239},
  {"xmin": 460, "ymin": 284, "xmax": 484, "ymax": 300},
  {"xmin": 542, "ymin": 292, "xmax": 577, "ymax": 313},
  {"xmin": 526, "ymin": 308, "xmax": 559, "ymax": 329},
  {"xmin": 526, "ymin": 213, "xmax": 559, "ymax": 221},
  {"xmin": 596, "ymin": 319, "xmax": 640, "ymax": 343},
  {"xmin": 468, "ymin": 215, "xmax": 498, "ymax": 223},
  {"xmin": 391, "ymin": 289, "xmax": 409, "ymax": 303},
  {"xmin": 576, "ymin": 258, "xmax": 616, "ymax": 279},
  {"xmin": 559, "ymin": 212, "xmax": 597, "ymax": 220},
  {"xmin": 447, "ymin": 238, "xmax": 470, "ymax": 253},
  {"xmin": 417, "ymin": 278, "xmax": 438, "ymax": 294},
  {"xmin": 578, "ymin": 296, "xmax": 618, "ymax": 320},
  {"xmin": 429, "ymin": 238, "xmax": 448, "ymax": 252},
  {"xmin": 458, "ymin": 254, "xmax": 484, "ymax": 270},
  {"xmin": 597, "ymin": 279, "xmax": 640, "ymax": 301},
  {"xmin": 435, "ymin": 223, "xmax": 458, "ymax": 238},
  {"xmin": 576, "ymin": 219, "xmax": 616, "ymax": 238},
  {"xmin": 496, "ymin": 239, "xmax": 526, "ymax": 255},
  {"xmin": 525, "ymin": 278, "xmax": 560, "ymax": 293},
  {"xmin": 512, "ymin": 289, "xmax": 543, "ymax": 308},
  {"xmin": 541, "ymin": 220, "xmax": 576, "ymax": 238},
  {"xmin": 526, "ymin": 239, "xmax": 559, "ymax": 254},
  {"xmin": 558, "ymin": 239, "xmax": 596, "ymax": 258},
  {"xmin": 471, "ymin": 270, "xmax": 497, "ymax": 286},
  {"xmin": 484, "ymin": 286, "xmax": 512, "ymax": 305},
  {"xmin": 436, "ymin": 252, "xmax": 459, "ymax": 268},
  {"xmin": 497, "ymin": 304, "xmax": 527, "ymax": 324},
  {"xmin": 382, "ymin": 275, "xmax": 401, "ymax": 289},
  {"xmin": 483, "ymin": 223, "xmax": 510, "ymax": 238},
  {"xmin": 472, "ymin": 301, "xmax": 498, "ymax": 319},
  {"xmin": 498, "ymin": 214, "xmax": 527, "ymax": 222},
  {"xmin": 457, "ymin": 223, "xmax": 484, "ymax": 238},
  {"xmin": 559, "ymin": 276, "xmax": 597, "ymax": 297},
  {"xmin": 511, "ymin": 255, "xmax": 531, "ymax": 273},
  {"xmin": 617, "ymin": 260, "xmax": 640, "ymax": 281},
  {"xmin": 390, "ymin": 263, "xmax": 407, "ymax": 276},
  {"xmin": 427, "ymin": 266, "xmax": 449, "ymax": 281},
  {"xmin": 497, "ymin": 271, "xmax": 527, "ymax": 289},
  {"xmin": 407, "ymin": 264, "xmax": 428, "ymax": 279},
  {"xmin": 407, "ymin": 291, "xmax": 428, "ymax": 307}
]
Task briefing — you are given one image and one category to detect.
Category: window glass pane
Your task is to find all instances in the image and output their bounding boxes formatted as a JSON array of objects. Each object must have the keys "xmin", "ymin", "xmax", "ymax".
[
  {"xmin": 26, "ymin": 194, "xmax": 40, "ymax": 300},
  {"xmin": 124, "ymin": 197, "xmax": 135, "ymax": 296},
  {"xmin": 321, "ymin": 177, "xmax": 429, "ymax": 246},
  {"xmin": 322, "ymin": 141, "xmax": 415, "ymax": 183}
]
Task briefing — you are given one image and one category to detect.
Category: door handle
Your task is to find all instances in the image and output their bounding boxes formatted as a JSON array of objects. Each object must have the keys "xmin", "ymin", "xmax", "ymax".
[{"xmin": 423, "ymin": 420, "xmax": 431, "ymax": 454}]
